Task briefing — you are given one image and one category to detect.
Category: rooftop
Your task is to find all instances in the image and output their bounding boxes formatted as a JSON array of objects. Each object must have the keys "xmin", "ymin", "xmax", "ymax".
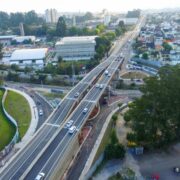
[
  {"xmin": 56, "ymin": 36, "xmax": 97, "ymax": 45},
  {"xmin": 10, "ymin": 48, "xmax": 48, "ymax": 61}
]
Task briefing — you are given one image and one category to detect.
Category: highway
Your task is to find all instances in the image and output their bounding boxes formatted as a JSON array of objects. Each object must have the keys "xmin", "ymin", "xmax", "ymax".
[
  {"xmin": 0, "ymin": 56, "xmax": 113, "ymax": 180},
  {"xmin": 23, "ymin": 56, "xmax": 125, "ymax": 180},
  {"xmin": 0, "ymin": 17, "xmax": 145, "ymax": 180}
]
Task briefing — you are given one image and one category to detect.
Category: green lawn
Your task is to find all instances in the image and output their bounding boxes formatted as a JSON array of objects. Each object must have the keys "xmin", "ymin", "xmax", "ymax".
[
  {"xmin": 0, "ymin": 90, "xmax": 16, "ymax": 151},
  {"xmin": 4, "ymin": 90, "xmax": 31, "ymax": 138}
]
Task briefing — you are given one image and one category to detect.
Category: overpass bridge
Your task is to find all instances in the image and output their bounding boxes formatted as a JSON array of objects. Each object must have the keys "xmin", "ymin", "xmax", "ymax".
[{"xmin": 0, "ymin": 17, "xmax": 145, "ymax": 180}]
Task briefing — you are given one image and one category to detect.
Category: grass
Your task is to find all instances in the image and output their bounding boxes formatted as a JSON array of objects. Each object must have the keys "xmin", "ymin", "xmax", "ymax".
[
  {"xmin": 40, "ymin": 91, "xmax": 66, "ymax": 100},
  {"xmin": 0, "ymin": 90, "xmax": 16, "ymax": 151},
  {"xmin": 121, "ymin": 71, "xmax": 148, "ymax": 79},
  {"xmin": 93, "ymin": 118, "xmax": 113, "ymax": 164},
  {"xmin": 4, "ymin": 90, "xmax": 31, "ymax": 138}
]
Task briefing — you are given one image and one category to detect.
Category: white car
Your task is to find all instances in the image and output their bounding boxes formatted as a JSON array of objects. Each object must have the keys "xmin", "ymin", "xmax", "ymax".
[
  {"xmin": 39, "ymin": 109, "xmax": 43, "ymax": 116},
  {"xmin": 65, "ymin": 120, "xmax": 74, "ymax": 128},
  {"xmin": 35, "ymin": 172, "xmax": 45, "ymax": 180},
  {"xmin": 105, "ymin": 70, "xmax": 109, "ymax": 75},
  {"xmin": 68, "ymin": 126, "xmax": 76, "ymax": 134},
  {"xmin": 108, "ymin": 73, "xmax": 111, "ymax": 77},
  {"xmin": 95, "ymin": 84, "xmax": 100, "ymax": 88},
  {"xmin": 83, "ymin": 108, "xmax": 88, "ymax": 114},
  {"xmin": 74, "ymin": 92, "xmax": 80, "ymax": 98},
  {"xmin": 99, "ymin": 84, "xmax": 103, "ymax": 89}
]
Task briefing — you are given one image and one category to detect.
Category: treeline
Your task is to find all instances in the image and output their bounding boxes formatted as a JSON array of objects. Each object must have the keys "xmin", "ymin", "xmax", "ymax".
[
  {"xmin": 0, "ymin": 11, "xmax": 44, "ymax": 30},
  {"xmin": 124, "ymin": 65, "xmax": 180, "ymax": 150}
]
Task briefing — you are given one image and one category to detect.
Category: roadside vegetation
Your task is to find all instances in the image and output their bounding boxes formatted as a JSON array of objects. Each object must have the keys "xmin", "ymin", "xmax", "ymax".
[
  {"xmin": 4, "ymin": 90, "xmax": 31, "ymax": 138},
  {"xmin": 124, "ymin": 65, "xmax": 180, "ymax": 149},
  {"xmin": 92, "ymin": 113, "xmax": 125, "ymax": 176},
  {"xmin": 0, "ymin": 89, "xmax": 16, "ymax": 151}
]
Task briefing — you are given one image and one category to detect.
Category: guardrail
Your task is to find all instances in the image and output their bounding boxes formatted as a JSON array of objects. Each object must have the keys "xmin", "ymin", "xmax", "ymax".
[{"xmin": 0, "ymin": 88, "xmax": 19, "ymax": 166}]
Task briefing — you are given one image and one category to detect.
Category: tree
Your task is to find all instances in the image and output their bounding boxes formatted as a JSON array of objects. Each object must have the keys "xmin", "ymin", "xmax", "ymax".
[
  {"xmin": 142, "ymin": 52, "xmax": 149, "ymax": 59},
  {"xmin": 0, "ymin": 43, "xmax": 3, "ymax": 60},
  {"xmin": 56, "ymin": 16, "xmax": 67, "ymax": 37},
  {"xmin": 124, "ymin": 65, "xmax": 180, "ymax": 149},
  {"xmin": 162, "ymin": 42, "xmax": 172, "ymax": 52},
  {"xmin": 0, "ymin": 11, "xmax": 9, "ymax": 29}
]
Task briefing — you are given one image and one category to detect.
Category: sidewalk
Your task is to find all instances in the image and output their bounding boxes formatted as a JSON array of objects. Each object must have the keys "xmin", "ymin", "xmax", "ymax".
[
  {"xmin": 6, "ymin": 88, "xmax": 38, "ymax": 149},
  {"xmin": 79, "ymin": 107, "xmax": 119, "ymax": 180}
]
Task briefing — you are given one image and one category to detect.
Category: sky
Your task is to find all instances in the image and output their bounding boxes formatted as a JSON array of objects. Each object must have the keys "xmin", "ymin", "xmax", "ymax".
[{"xmin": 1, "ymin": 0, "xmax": 180, "ymax": 13}]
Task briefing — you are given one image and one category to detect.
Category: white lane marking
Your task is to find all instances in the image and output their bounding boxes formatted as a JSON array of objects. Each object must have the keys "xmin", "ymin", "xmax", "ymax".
[
  {"xmin": 45, "ymin": 123, "xmax": 60, "ymax": 128},
  {"xmin": 6, "ymin": 100, "xmax": 74, "ymax": 179}
]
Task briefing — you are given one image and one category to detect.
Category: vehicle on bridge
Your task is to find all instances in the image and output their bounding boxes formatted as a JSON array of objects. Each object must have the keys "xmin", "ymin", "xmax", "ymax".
[
  {"xmin": 35, "ymin": 172, "xmax": 45, "ymax": 180},
  {"xmin": 68, "ymin": 126, "xmax": 77, "ymax": 134}
]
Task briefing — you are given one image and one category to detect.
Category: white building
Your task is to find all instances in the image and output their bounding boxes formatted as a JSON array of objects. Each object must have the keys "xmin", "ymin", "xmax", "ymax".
[
  {"xmin": 45, "ymin": 9, "xmax": 58, "ymax": 23},
  {"xmin": 104, "ymin": 14, "xmax": 111, "ymax": 26},
  {"xmin": 117, "ymin": 18, "xmax": 139, "ymax": 26},
  {"xmin": 0, "ymin": 35, "xmax": 17, "ymax": 46},
  {"xmin": 10, "ymin": 48, "xmax": 48, "ymax": 69},
  {"xmin": 13, "ymin": 36, "xmax": 36, "ymax": 44},
  {"xmin": 55, "ymin": 36, "xmax": 97, "ymax": 61}
]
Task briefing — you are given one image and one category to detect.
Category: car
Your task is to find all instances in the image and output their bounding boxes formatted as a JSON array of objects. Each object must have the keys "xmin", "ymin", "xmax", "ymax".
[
  {"xmin": 39, "ymin": 109, "xmax": 43, "ymax": 116},
  {"xmin": 35, "ymin": 172, "xmax": 45, "ymax": 180},
  {"xmin": 95, "ymin": 84, "xmax": 100, "ymax": 88},
  {"xmin": 83, "ymin": 108, "xmax": 88, "ymax": 114},
  {"xmin": 105, "ymin": 70, "xmax": 109, "ymax": 75},
  {"xmin": 68, "ymin": 126, "xmax": 76, "ymax": 134},
  {"xmin": 99, "ymin": 84, "xmax": 103, "ymax": 89},
  {"xmin": 108, "ymin": 73, "xmax": 111, "ymax": 77},
  {"xmin": 74, "ymin": 92, "xmax": 80, "ymax": 98},
  {"xmin": 65, "ymin": 120, "xmax": 74, "ymax": 128},
  {"xmin": 173, "ymin": 167, "xmax": 180, "ymax": 173},
  {"xmin": 37, "ymin": 101, "xmax": 41, "ymax": 105}
]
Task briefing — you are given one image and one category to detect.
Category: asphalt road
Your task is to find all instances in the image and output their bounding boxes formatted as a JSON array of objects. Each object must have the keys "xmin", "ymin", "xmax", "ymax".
[
  {"xmin": 0, "ymin": 50, "xmax": 113, "ymax": 180},
  {"xmin": 0, "ymin": 18, "xmax": 145, "ymax": 180},
  {"xmin": 23, "ymin": 57, "xmax": 125, "ymax": 179}
]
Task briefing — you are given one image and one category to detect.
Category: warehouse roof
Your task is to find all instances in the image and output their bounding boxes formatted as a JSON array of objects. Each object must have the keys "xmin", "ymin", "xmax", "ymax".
[
  {"xmin": 10, "ymin": 48, "xmax": 48, "ymax": 61},
  {"xmin": 56, "ymin": 36, "xmax": 97, "ymax": 45}
]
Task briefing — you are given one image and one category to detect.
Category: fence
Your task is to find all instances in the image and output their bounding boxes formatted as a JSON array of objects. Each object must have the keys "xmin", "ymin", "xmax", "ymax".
[{"xmin": 0, "ymin": 88, "xmax": 19, "ymax": 166}]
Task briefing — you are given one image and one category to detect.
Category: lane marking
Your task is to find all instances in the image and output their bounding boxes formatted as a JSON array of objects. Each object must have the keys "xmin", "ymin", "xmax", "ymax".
[{"xmin": 45, "ymin": 123, "xmax": 60, "ymax": 128}]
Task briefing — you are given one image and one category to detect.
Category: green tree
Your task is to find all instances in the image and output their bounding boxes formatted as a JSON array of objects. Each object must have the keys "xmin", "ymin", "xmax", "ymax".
[
  {"xmin": 124, "ymin": 65, "xmax": 180, "ymax": 149},
  {"xmin": 162, "ymin": 42, "xmax": 172, "ymax": 52},
  {"xmin": 142, "ymin": 52, "xmax": 149, "ymax": 59},
  {"xmin": 0, "ymin": 11, "xmax": 9, "ymax": 29},
  {"xmin": 56, "ymin": 16, "xmax": 67, "ymax": 37}
]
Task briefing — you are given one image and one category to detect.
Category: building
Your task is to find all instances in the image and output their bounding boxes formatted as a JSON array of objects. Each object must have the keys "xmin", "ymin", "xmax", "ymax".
[
  {"xmin": 55, "ymin": 36, "xmax": 97, "ymax": 61},
  {"xmin": 104, "ymin": 14, "xmax": 111, "ymax": 26},
  {"xmin": 10, "ymin": 48, "xmax": 48, "ymax": 69},
  {"xmin": 0, "ymin": 35, "xmax": 17, "ymax": 46},
  {"xmin": 45, "ymin": 9, "xmax": 58, "ymax": 23},
  {"xmin": 12, "ymin": 36, "xmax": 36, "ymax": 44}
]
